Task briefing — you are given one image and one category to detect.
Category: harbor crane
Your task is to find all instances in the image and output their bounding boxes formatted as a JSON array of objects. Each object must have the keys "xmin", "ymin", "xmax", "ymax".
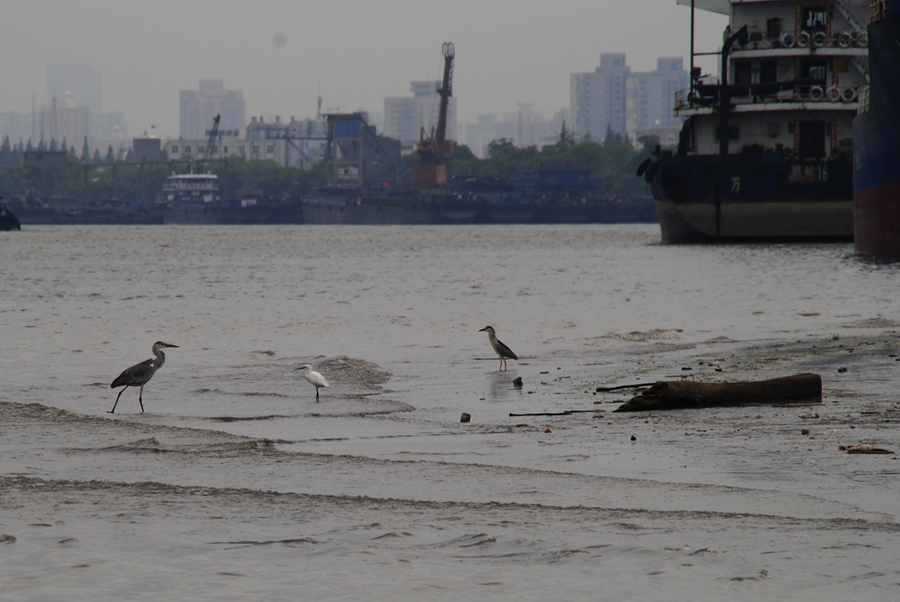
[
  {"xmin": 202, "ymin": 114, "xmax": 221, "ymax": 164},
  {"xmin": 412, "ymin": 42, "xmax": 454, "ymax": 187}
]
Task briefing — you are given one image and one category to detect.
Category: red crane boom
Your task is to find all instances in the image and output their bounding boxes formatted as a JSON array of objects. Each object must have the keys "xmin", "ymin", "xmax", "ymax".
[{"xmin": 412, "ymin": 42, "xmax": 455, "ymax": 188}]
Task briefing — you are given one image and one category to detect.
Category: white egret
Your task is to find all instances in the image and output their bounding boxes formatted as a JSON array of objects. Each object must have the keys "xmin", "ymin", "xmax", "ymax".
[
  {"xmin": 479, "ymin": 326, "xmax": 518, "ymax": 371},
  {"xmin": 109, "ymin": 341, "xmax": 179, "ymax": 413},
  {"xmin": 297, "ymin": 364, "xmax": 330, "ymax": 401}
]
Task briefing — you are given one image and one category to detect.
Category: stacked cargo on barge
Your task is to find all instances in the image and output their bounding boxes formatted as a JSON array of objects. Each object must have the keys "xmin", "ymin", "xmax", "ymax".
[
  {"xmin": 644, "ymin": 0, "xmax": 869, "ymax": 242},
  {"xmin": 853, "ymin": 0, "xmax": 900, "ymax": 255}
]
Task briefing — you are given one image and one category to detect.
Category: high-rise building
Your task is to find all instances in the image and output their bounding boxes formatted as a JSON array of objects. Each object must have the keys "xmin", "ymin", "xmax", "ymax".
[
  {"xmin": 571, "ymin": 54, "xmax": 687, "ymax": 142},
  {"xmin": 627, "ymin": 58, "xmax": 688, "ymax": 136},
  {"xmin": 44, "ymin": 64, "xmax": 130, "ymax": 153},
  {"xmin": 47, "ymin": 64, "xmax": 102, "ymax": 115},
  {"xmin": 464, "ymin": 107, "xmax": 568, "ymax": 159},
  {"xmin": 0, "ymin": 112, "xmax": 34, "ymax": 145},
  {"xmin": 179, "ymin": 79, "xmax": 246, "ymax": 140},
  {"xmin": 384, "ymin": 81, "xmax": 457, "ymax": 148},
  {"xmin": 93, "ymin": 112, "xmax": 128, "ymax": 139},
  {"xmin": 40, "ymin": 92, "xmax": 89, "ymax": 151},
  {"xmin": 570, "ymin": 54, "xmax": 630, "ymax": 142}
]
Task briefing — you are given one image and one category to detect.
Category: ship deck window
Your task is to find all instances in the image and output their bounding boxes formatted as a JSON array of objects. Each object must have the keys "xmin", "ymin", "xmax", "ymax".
[
  {"xmin": 803, "ymin": 8, "xmax": 827, "ymax": 31},
  {"xmin": 760, "ymin": 61, "xmax": 777, "ymax": 84},
  {"xmin": 735, "ymin": 61, "xmax": 752, "ymax": 85},
  {"xmin": 801, "ymin": 60, "xmax": 827, "ymax": 83}
]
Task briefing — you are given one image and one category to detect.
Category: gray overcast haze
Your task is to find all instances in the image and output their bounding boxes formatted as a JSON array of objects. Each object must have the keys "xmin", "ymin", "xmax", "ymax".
[{"xmin": 2, "ymin": 0, "xmax": 728, "ymax": 138}]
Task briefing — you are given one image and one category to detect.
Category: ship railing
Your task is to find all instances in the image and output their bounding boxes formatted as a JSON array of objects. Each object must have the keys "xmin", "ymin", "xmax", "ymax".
[
  {"xmin": 676, "ymin": 84, "xmax": 861, "ymax": 111},
  {"xmin": 731, "ymin": 84, "xmax": 862, "ymax": 105},
  {"xmin": 728, "ymin": 28, "xmax": 870, "ymax": 52},
  {"xmin": 162, "ymin": 183, "xmax": 217, "ymax": 191},
  {"xmin": 775, "ymin": 29, "xmax": 869, "ymax": 49}
]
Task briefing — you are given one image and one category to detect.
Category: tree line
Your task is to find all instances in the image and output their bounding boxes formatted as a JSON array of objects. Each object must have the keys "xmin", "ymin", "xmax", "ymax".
[
  {"xmin": 0, "ymin": 135, "xmax": 327, "ymax": 204},
  {"xmin": 441, "ymin": 125, "xmax": 659, "ymax": 197},
  {"xmin": 0, "ymin": 125, "xmax": 658, "ymax": 204}
]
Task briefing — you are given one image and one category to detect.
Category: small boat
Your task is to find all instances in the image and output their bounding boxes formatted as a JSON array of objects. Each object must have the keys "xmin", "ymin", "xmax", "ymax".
[{"xmin": 0, "ymin": 197, "xmax": 22, "ymax": 231}]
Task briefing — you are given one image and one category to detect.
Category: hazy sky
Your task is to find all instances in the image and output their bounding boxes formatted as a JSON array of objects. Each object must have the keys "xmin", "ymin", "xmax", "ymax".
[{"xmin": 2, "ymin": 1, "xmax": 728, "ymax": 138}]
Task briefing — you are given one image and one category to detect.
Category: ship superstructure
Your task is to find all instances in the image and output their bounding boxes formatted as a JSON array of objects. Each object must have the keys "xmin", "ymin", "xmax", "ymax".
[
  {"xmin": 162, "ymin": 173, "xmax": 219, "ymax": 205},
  {"xmin": 644, "ymin": 0, "xmax": 869, "ymax": 242}
]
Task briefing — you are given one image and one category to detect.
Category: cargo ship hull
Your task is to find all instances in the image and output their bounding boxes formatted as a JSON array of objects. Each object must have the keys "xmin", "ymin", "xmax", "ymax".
[
  {"xmin": 853, "ymin": 4, "xmax": 900, "ymax": 256},
  {"xmin": 301, "ymin": 196, "xmax": 657, "ymax": 225},
  {"xmin": 161, "ymin": 201, "xmax": 304, "ymax": 225},
  {"xmin": 301, "ymin": 196, "xmax": 477, "ymax": 225},
  {"xmin": 302, "ymin": 169, "xmax": 658, "ymax": 225},
  {"xmin": 651, "ymin": 154, "xmax": 853, "ymax": 242}
]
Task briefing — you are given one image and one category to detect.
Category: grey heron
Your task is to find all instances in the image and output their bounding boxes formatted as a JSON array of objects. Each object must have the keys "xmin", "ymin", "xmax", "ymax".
[
  {"xmin": 479, "ymin": 326, "xmax": 518, "ymax": 370},
  {"xmin": 109, "ymin": 341, "xmax": 179, "ymax": 413},
  {"xmin": 297, "ymin": 363, "xmax": 330, "ymax": 401}
]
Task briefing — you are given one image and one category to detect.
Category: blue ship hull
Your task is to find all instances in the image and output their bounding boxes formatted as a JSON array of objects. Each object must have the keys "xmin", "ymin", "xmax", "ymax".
[
  {"xmin": 302, "ymin": 169, "xmax": 658, "ymax": 225},
  {"xmin": 853, "ymin": 4, "xmax": 900, "ymax": 255}
]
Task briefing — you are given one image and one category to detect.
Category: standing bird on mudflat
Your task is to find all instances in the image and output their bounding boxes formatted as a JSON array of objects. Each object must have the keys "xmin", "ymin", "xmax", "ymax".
[
  {"xmin": 297, "ymin": 363, "xmax": 330, "ymax": 401},
  {"xmin": 479, "ymin": 325, "xmax": 518, "ymax": 371},
  {"xmin": 109, "ymin": 341, "xmax": 179, "ymax": 414}
]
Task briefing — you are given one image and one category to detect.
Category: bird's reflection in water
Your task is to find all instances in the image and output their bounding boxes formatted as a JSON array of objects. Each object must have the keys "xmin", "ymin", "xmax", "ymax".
[{"xmin": 486, "ymin": 370, "xmax": 523, "ymax": 401}]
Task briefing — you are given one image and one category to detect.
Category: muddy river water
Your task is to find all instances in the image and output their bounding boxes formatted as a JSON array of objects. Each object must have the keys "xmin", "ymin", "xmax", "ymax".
[{"xmin": 1, "ymin": 224, "xmax": 898, "ymax": 600}]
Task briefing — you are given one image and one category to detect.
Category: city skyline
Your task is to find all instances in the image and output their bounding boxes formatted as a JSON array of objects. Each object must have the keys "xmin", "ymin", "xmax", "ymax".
[
  {"xmin": 3, "ymin": 48, "xmax": 683, "ymax": 164},
  {"xmin": 1, "ymin": 1, "xmax": 728, "ymax": 140}
]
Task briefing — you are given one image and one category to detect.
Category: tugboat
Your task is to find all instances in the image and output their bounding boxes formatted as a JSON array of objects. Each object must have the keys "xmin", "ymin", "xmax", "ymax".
[
  {"xmin": 643, "ymin": 0, "xmax": 869, "ymax": 242},
  {"xmin": 160, "ymin": 172, "xmax": 223, "ymax": 224},
  {"xmin": 0, "ymin": 197, "xmax": 22, "ymax": 231},
  {"xmin": 853, "ymin": 0, "xmax": 900, "ymax": 255}
]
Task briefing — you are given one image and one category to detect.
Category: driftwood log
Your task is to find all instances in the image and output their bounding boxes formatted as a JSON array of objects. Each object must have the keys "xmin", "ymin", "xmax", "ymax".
[{"xmin": 614, "ymin": 373, "xmax": 822, "ymax": 412}]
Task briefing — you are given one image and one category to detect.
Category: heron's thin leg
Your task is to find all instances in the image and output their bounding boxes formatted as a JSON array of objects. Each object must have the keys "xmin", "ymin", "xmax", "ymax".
[
  {"xmin": 138, "ymin": 386, "xmax": 145, "ymax": 413},
  {"xmin": 109, "ymin": 387, "xmax": 128, "ymax": 414},
  {"xmin": 316, "ymin": 389, "xmax": 319, "ymax": 402}
]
